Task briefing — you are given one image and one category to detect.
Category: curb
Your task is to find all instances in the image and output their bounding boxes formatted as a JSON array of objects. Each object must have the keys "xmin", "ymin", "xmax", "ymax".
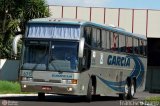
[
  {"xmin": 0, "ymin": 94, "xmax": 38, "ymax": 97},
  {"xmin": 0, "ymin": 94, "xmax": 55, "ymax": 97}
]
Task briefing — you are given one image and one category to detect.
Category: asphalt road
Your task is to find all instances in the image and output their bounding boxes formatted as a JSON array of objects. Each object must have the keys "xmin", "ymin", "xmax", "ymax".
[
  {"xmin": 0, "ymin": 92, "xmax": 160, "ymax": 106},
  {"xmin": 0, "ymin": 95, "xmax": 124, "ymax": 106}
]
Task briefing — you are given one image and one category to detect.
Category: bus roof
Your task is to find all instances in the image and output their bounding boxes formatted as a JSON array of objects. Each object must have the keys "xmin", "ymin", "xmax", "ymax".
[
  {"xmin": 28, "ymin": 18, "xmax": 87, "ymax": 25},
  {"xmin": 28, "ymin": 18, "xmax": 147, "ymax": 40}
]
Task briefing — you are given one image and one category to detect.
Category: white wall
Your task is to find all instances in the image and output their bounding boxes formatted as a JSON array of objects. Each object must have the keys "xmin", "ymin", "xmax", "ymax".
[
  {"xmin": 77, "ymin": 7, "xmax": 90, "ymax": 21},
  {"xmin": 49, "ymin": 5, "xmax": 160, "ymax": 38},
  {"xmin": 119, "ymin": 9, "xmax": 132, "ymax": 32},
  {"xmin": 148, "ymin": 10, "xmax": 160, "ymax": 38},
  {"xmin": 105, "ymin": 8, "xmax": 119, "ymax": 26},
  {"xmin": 134, "ymin": 10, "xmax": 147, "ymax": 35}
]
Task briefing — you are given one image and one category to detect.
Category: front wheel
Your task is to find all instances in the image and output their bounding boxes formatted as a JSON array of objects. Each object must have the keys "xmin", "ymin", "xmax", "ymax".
[
  {"xmin": 38, "ymin": 92, "xmax": 45, "ymax": 101},
  {"xmin": 86, "ymin": 79, "xmax": 95, "ymax": 102}
]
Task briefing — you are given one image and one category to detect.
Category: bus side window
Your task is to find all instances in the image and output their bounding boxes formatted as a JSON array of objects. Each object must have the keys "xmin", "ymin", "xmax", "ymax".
[
  {"xmin": 139, "ymin": 39, "xmax": 144, "ymax": 55},
  {"xmin": 96, "ymin": 29, "xmax": 101, "ymax": 48},
  {"xmin": 102, "ymin": 30, "xmax": 107, "ymax": 49},
  {"xmin": 84, "ymin": 27, "xmax": 91, "ymax": 45},
  {"xmin": 119, "ymin": 34, "xmax": 126, "ymax": 52},
  {"xmin": 111, "ymin": 32, "xmax": 118, "ymax": 51},
  {"xmin": 91, "ymin": 28, "xmax": 101, "ymax": 48},
  {"xmin": 126, "ymin": 36, "xmax": 133, "ymax": 53},
  {"xmin": 92, "ymin": 28, "xmax": 97, "ymax": 47},
  {"xmin": 133, "ymin": 38, "xmax": 139, "ymax": 54},
  {"xmin": 106, "ymin": 31, "xmax": 110, "ymax": 50},
  {"xmin": 102, "ymin": 30, "xmax": 110, "ymax": 50},
  {"xmin": 144, "ymin": 40, "xmax": 147, "ymax": 56}
]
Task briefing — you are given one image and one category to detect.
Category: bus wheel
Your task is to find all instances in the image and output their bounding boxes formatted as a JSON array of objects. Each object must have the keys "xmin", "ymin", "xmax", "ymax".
[
  {"xmin": 119, "ymin": 83, "xmax": 129, "ymax": 100},
  {"xmin": 86, "ymin": 79, "xmax": 95, "ymax": 102},
  {"xmin": 38, "ymin": 92, "xmax": 45, "ymax": 101},
  {"xmin": 128, "ymin": 80, "xmax": 135, "ymax": 99}
]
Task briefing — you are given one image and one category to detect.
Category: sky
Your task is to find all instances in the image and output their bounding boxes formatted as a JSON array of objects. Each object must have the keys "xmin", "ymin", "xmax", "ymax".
[{"xmin": 47, "ymin": 0, "xmax": 160, "ymax": 10}]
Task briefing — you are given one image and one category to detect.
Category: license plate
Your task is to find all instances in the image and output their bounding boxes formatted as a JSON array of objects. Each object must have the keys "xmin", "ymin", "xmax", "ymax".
[{"xmin": 42, "ymin": 86, "xmax": 52, "ymax": 91}]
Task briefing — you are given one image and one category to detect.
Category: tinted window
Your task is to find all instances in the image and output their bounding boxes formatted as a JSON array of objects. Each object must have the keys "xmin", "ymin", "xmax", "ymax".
[
  {"xmin": 111, "ymin": 32, "xmax": 119, "ymax": 51},
  {"xmin": 144, "ymin": 40, "xmax": 147, "ymax": 56},
  {"xmin": 119, "ymin": 34, "xmax": 126, "ymax": 52},
  {"xmin": 96, "ymin": 29, "xmax": 101, "ymax": 48},
  {"xmin": 84, "ymin": 27, "xmax": 92, "ymax": 45},
  {"xmin": 106, "ymin": 31, "xmax": 110, "ymax": 50},
  {"xmin": 91, "ymin": 28, "xmax": 101, "ymax": 48},
  {"xmin": 139, "ymin": 39, "xmax": 144, "ymax": 55},
  {"xmin": 126, "ymin": 36, "xmax": 133, "ymax": 53},
  {"xmin": 92, "ymin": 28, "xmax": 97, "ymax": 47},
  {"xmin": 102, "ymin": 30, "xmax": 107, "ymax": 49},
  {"xmin": 133, "ymin": 38, "xmax": 139, "ymax": 54}
]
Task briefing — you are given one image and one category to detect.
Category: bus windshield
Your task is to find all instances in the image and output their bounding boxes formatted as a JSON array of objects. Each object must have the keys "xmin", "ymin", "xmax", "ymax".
[
  {"xmin": 49, "ymin": 42, "xmax": 78, "ymax": 72},
  {"xmin": 22, "ymin": 41, "xmax": 79, "ymax": 72},
  {"xmin": 23, "ymin": 41, "xmax": 49, "ymax": 71}
]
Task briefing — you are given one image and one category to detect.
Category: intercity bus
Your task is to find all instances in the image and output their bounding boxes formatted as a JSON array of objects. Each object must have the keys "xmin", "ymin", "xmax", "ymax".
[{"xmin": 13, "ymin": 18, "xmax": 147, "ymax": 101}]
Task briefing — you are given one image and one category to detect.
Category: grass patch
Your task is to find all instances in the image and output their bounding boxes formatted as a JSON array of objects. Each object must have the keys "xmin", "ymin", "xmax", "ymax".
[
  {"xmin": 145, "ymin": 96, "xmax": 160, "ymax": 102},
  {"xmin": 0, "ymin": 81, "xmax": 35, "ymax": 94},
  {"xmin": 145, "ymin": 97, "xmax": 160, "ymax": 106},
  {"xmin": 0, "ymin": 81, "xmax": 21, "ymax": 94}
]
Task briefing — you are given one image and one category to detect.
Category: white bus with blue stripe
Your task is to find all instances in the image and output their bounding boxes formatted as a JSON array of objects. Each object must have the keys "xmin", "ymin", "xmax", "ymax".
[{"xmin": 14, "ymin": 18, "xmax": 147, "ymax": 101}]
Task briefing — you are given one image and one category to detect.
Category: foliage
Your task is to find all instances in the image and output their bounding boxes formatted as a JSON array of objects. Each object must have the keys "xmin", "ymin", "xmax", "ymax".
[
  {"xmin": 0, "ymin": 0, "xmax": 50, "ymax": 59},
  {"xmin": 0, "ymin": 81, "xmax": 21, "ymax": 94}
]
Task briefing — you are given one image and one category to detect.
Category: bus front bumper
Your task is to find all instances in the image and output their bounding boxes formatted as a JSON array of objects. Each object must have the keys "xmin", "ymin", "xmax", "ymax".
[{"xmin": 21, "ymin": 81, "xmax": 83, "ymax": 95}]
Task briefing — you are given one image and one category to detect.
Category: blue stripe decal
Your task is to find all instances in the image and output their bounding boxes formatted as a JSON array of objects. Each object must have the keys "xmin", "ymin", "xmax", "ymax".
[
  {"xmin": 97, "ymin": 76, "xmax": 125, "ymax": 92},
  {"xmin": 97, "ymin": 55, "xmax": 145, "ymax": 92},
  {"xmin": 128, "ymin": 56, "xmax": 145, "ymax": 88}
]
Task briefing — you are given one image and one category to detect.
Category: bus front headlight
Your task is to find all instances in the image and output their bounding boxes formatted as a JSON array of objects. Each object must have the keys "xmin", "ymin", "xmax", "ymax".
[
  {"xmin": 22, "ymin": 77, "xmax": 27, "ymax": 81},
  {"xmin": 21, "ymin": 77, "xmax": 33, "ymax": 81},
  {"xmin": 28, "ymin": 77, "xmax": 33, "ymax": 81}
]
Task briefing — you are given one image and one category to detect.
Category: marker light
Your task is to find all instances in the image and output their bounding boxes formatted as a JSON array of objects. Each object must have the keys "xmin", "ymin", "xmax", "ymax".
[
  {"xmin": 63, "ymin": 79, "xmax": 78, "ymax": 84},
  {"xmin": 71, "ymin": 79, "xmax": 78, "ymax": 84}
]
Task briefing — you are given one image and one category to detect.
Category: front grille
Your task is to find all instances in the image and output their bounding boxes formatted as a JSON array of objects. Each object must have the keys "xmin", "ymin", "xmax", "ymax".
[
  {"xmin": 33, "ymin": 79, "xmax": 61, "ymax": 83},
  {"xmin": 34, "ymin": 79, "xmax": 45, "ymax": 82},
  {"xmin": 49, "ymin": 80, "xmax": 61, "ymax": 83}
]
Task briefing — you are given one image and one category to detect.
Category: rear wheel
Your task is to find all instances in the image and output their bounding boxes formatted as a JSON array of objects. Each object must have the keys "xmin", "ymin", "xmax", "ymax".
[
  {"xmin": 38, "ymin": 92, "xmax": 45, "ymax": 101},
  {"xmin": 128, "ymin": 80, "xmax": 135, "ymax": 99},
  {"xmin": 119, "ymin": 79, "xmax": 136, "ymax": 100}
]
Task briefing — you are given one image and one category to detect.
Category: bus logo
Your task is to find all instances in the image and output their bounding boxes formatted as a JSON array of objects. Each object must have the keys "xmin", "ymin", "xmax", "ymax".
[
  {"xmin": 52, "ymin": 74, "xmax": 73, "ymax": 79},
  {"xmin": 107, "ymin": 55, "xmax": 130, "ymax": 67}
]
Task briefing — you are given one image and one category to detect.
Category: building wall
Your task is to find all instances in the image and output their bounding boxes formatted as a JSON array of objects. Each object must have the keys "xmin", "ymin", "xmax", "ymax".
[
  {"xmin": 0, "ymin": 59, "xmax": 19, "ymax": 81},
  {"xmin": 148, "ymin": 10, "xmax": 160, "ymax": 38},
  {"xmin": 49, "ymin": 5, "xmax": 160, "ymax": 38}
]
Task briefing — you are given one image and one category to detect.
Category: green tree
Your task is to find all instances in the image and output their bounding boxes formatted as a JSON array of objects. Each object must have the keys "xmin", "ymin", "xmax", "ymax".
[{"xmin": 0, "ymin": 0, "xmax": 50, "ymax": 59}]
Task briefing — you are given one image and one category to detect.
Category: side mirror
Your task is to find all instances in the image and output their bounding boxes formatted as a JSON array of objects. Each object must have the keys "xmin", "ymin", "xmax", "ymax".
[
  {"xmin": 78, "ymin": 37, "xmax": 85, "ymax": 58},
  {"xmin": 12, "ymin": 34, "xmax": 22, "ymax": 59}
]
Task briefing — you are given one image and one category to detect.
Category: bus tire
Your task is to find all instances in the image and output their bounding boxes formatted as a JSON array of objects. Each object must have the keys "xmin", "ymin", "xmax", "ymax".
[
  {"xmin": 86, "ymin": 79, "xmax": 95, "ymax": 102},
  {"xmin": 38, "ymin": 92, "xmax": 45, "ymax": 100},
  {"xmin": 119, "ymin": 82, "xmax": 129, "ymax": 100},
  {"xmin": 127, "ymin": 80, "xmax": 135, "ymax": 99}
]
